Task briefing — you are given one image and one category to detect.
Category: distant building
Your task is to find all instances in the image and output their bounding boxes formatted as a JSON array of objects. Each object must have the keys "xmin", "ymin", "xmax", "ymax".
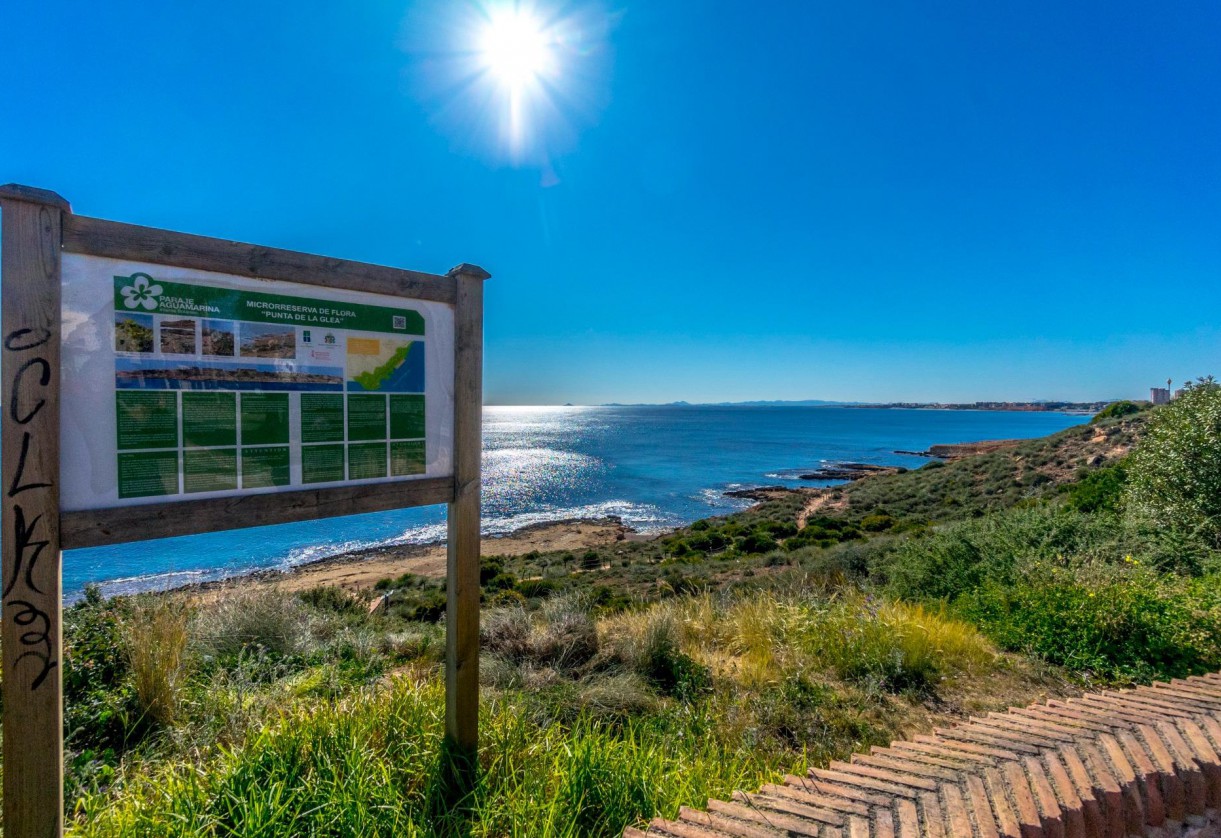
[
  {"xmin": 1174, "ymin": 388, "xmax": 1186, "ymax": 400},
  {"xmin": 1151, "ymin": 387, "xmax": 1171, "ymax": 405}
]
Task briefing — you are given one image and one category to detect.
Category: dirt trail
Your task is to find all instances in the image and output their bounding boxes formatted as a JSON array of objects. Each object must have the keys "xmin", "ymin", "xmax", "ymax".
[{"xmin": 796, "ymin": 490, "xmax": 845, "ymax": 528}]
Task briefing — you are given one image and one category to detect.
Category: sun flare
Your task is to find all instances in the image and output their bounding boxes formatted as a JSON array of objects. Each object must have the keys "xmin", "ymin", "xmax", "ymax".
[
  {"xmin": 478, "ymin": 7, "xmax": 554, "ymax": 90},
  {"xmin": 406, "ymin": 0, "xmax": 610, "ymax": 164}
]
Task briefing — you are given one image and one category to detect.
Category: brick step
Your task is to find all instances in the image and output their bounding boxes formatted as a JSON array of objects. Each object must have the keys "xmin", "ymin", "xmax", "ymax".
[{"xmin": 626, "ymin": 673, "xmax": 1221, "ymax": 837}]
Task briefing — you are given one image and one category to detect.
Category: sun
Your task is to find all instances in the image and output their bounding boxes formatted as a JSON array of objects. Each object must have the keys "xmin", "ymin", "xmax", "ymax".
[
  {"xmin": 405, "ymin": 0, "xmax": 611, "ymax": 164},
  {"xmin": 478, "ymin": 7, "xmax": 554, "ymax": 90}
]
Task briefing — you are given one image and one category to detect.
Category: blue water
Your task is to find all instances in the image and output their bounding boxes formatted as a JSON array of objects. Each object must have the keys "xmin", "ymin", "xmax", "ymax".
[{"xmin": 67, "ymin": 406, "xmax": 1085, "ymax": 597}]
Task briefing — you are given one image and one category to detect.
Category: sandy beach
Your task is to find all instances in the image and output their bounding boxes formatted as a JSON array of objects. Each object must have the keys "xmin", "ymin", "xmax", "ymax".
[{"xmin": 196, "ymin": 516, "xmax": 635, "ymax": 598}]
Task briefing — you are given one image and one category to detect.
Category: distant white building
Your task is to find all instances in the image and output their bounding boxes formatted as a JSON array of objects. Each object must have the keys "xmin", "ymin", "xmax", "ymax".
[{"xmin": 1151, "ymin": 387, "xmax": 1171, "ymax": 405}]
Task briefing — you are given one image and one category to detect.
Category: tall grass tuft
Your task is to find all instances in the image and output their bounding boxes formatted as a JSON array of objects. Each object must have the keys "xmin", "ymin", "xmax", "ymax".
[
  {"xmin": 191, "ymin": 589, "xmax": 312, "ymax": 662},
  {"xmin": 123, "ymin": 597, "xmax": 191, "ymax": 727}
]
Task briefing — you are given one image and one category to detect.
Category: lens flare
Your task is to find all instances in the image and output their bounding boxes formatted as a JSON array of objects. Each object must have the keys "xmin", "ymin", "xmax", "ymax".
[{"xmin": 403, "ymin": 1, "xmax": 614, "ymax": 167}]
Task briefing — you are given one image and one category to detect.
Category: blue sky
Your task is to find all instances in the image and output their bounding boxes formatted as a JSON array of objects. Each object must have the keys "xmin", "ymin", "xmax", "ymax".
[{"xmin": 4, "ymin": 1, "xmax": 1219, "ymax": 404}]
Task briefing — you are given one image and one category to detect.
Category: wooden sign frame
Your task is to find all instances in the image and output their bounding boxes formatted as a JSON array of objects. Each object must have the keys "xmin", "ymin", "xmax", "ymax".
[{"xmin": 0, "ymin": 183, "xmax": 488, "ymax": 837}]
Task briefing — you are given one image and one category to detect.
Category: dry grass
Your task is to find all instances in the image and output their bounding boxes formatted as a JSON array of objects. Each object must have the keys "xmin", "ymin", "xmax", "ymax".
[
  {"xmin": 124, "ymin": 597, "xmax": 191, "ymax": 726},
  {"xmin": 602, "ymin": 590, "xmax": 997, "ymax": 693}
]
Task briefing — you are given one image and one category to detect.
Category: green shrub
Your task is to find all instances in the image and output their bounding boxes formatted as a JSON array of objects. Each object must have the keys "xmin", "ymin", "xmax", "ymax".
[
  {"xmin": 480, "ymin": 556, "xmax": 506, "ymax": 583},
  {"xmin": 957, "ymin": 565, "xmax": 1221, "ymax": 682},
  {"xmin": 860, "ymin": 513, "xmax": 896, "ymax": 532},
  {"xmin": 738, "ymin": 531, "xmax": 777, "ymax": 554},
  {"xmin": 484, "ymin": 572, "xmax": 518, "ymax": 593},
  {"xmin": 386, "ymin": 587, "xmax": 446, "ymax": 623},
  {"xmin": 516, "ymin": 578, "xmax": 557, "ymax": 599},
  {"xmin": 297, "ymin": 585, "xmax": 367, "ymax": 616},
  {"xmin": 1063, "ymin": 462, "xmax": 1127, "ymax": 513},
  {"xmin": 374, "ymin": 572, "xmax": 424, "ymax": 591},
  {"xmin": 1126, "ymin": 379, "xmax": 1221, "ymax": 544},
  {"xmin": 1091, "ymin": 400, "xmax": 1144, "ymax": 424},
  {"xmin": 63, "ymin": 588, "xmax": 142, "ymax": 754},
  {"xmin": 885, "ymin": 505, "xmax": 1119, "ymax": 601}
]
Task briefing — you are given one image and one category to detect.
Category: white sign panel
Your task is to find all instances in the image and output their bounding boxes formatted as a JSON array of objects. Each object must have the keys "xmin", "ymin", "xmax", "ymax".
[{"xmin": 60, "ymin": 254, "xmax": 454, "ymax": 512}]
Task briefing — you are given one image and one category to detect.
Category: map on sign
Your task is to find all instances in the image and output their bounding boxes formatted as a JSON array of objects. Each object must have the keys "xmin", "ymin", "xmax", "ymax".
[{"xmin": 346, "ymin": 338, "xmax": 426, "ymax": 393}]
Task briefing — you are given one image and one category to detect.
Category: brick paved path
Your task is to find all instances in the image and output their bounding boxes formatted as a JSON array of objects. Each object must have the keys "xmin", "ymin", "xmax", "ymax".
[{"xmin": 626, "ymin": 673, "xmax": 1221, "ymax": 837}]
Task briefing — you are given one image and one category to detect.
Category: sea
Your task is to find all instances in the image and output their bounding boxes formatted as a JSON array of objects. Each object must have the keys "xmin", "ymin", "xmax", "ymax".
[{"xmin": 67, "ymin": 406, "xmax": 1086, "ymax": 598}]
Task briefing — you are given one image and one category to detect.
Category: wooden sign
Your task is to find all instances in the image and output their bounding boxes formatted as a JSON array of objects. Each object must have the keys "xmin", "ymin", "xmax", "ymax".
[{"xmin": 0, "ymin": 184, "xmax": 489, "ymax": 837}]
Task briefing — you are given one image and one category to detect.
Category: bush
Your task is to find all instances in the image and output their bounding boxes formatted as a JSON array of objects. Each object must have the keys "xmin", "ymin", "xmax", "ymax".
[
  {"xmin": 958, "ymin": 565, "xmax": 1221, "ymax": 682},
  {"xmin": 516, "ymin": 578, "xmax": 557, "ymax": 599},
  {"xmin": 1125, "ymin": 379, "xmax": 1221, "ymax": 544},
  {"xmin": 63, "ymin": 588, "xmax": 142, "ymax": 753},
  {"xmin": 1063, "ymin": 462, "xmax": 1127, "ymax": 513},
  {"xmin": 297, "ymin": 585, "xmax": 367, "ymax": 616},
  {"xmin": 885, "ymin": 505, "xmax": 1119, "ymax": 602},
  {"xmin": 860, "ymin": 513, "xmax": 896, "ymax": 532},
  {"xmin": 386, "ymin": 586, "xmax": 447, "ymax": 623},
  {"xmin": 1091, "ymin": 400, "xmax": 1144, "ymax": 424},
  {"xmin": 738, "ymin": 531, "xmax": 777, "ymax": 554},
  {"xmin": 780, "ymin": 597, "xmax": 994, "ymax": 692}
]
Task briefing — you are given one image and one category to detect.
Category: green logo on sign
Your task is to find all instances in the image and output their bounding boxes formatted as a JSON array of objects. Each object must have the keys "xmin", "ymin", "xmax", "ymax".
[{"xmin": 119, "ymin": 273, "xmax": 164, "ymax": 311}]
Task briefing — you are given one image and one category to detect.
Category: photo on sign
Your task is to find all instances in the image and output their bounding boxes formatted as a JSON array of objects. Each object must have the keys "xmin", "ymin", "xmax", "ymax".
[
  {"xmin": 158, "ymin": 317, "xmax": 197, "ymax": 355},
  {"xmin": 115, "ymin": 358, "xmax": 344, "ymax": 391},
  {"xmin": 201, "ymin": 319, "xmax": 235, "ymax": 356},
  {"xmin": 115, "ymin": 312, "xmax": 154, "ymax": 353},
  {"xmin": 239, "ymin": 323, "xmax": 296, "ymax": 358}
]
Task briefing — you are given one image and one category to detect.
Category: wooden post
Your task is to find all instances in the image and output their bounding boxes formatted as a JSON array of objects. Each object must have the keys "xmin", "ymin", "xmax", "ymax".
[
  {"xmin": 444, "ymin": 263, "xmax": 489, "ymax": 789},
  {"xmin": 1, "ymin": 184, "xmax": 69, "ymax": 838}
]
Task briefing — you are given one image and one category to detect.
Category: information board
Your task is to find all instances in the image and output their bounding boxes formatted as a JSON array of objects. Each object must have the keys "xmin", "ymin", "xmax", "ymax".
[{"xmin": 60, "ymin": 254, "xmax": 455, "ymax": 511}]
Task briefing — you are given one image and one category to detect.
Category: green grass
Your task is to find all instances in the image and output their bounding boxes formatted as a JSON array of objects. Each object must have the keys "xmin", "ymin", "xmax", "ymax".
[{"xmin": 69, "ymin": 659, "xmax": 790, "ymax": 837}]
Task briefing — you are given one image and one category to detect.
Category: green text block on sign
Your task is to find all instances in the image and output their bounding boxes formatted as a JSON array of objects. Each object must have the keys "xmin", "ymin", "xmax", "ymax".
[
  {"xmin": 116, "ymin": 392, "xmax": 179, "ymax": 450},
  {"xmin": 300, "ymin": 393, "xmax": 345, "ymax": 443},
  {"xmin": 241, "ymin": 394, "xmax": 290, "ymax": 445},
  {"xmin": 347, "ymin": 395, "xmax": 387, "ymax": 441},
  {"xmin": 183, "ymin": 392, "xmax": 237, "ymax": 447},
  {"xmin": 389, "ymin": 394, "xmax": 425, "ymax": 440},
  {"xmin": 302, "ymin": 444, "xmax": 345, "ymax": 484},
  {"xmin": 391, "ymin": 440, "xmax": 426, "ymax": 476},
  {"xmin": 118, "ymin": 450, "xmax": 179, "ymax": 498},
  {"xmin": 184, "ymin": 448, "xmax": 238, "ymax": 493},
  {"xmin": 348, "ymin": 442, "xmax": 388, "ymax": 480},
  {"xmin": 242, "ymin": 446, "xmax": 290, "ymax": 488}
]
